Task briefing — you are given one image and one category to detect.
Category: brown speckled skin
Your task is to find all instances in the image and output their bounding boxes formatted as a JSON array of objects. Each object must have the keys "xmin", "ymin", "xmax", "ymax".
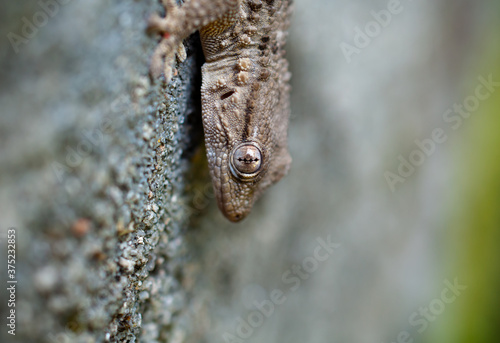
[{"xmin": 149, "ymin": 0, "xmax": 292, "ymax": 222}]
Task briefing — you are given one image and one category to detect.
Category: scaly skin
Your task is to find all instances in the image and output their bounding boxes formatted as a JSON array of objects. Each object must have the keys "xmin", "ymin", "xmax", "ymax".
[{"xmin": 149, "ymin": 0, "xmax": 293, "ymax": 222}]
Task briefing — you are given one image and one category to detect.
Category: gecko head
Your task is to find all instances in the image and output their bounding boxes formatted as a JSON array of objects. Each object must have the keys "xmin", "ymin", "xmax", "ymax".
[
  {"xmin": 201, "ymin": 62, "xmax": 292, "ymax": 222},
  {"xmin": 209, "ymin": 139, "xmax": 291, "ymax": 222}
]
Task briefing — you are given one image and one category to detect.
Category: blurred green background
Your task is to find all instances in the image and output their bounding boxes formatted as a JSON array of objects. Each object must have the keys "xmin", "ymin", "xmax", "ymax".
[{"xmin": 434, "ymin": 13, "xmax": 500, "ymax": 343}]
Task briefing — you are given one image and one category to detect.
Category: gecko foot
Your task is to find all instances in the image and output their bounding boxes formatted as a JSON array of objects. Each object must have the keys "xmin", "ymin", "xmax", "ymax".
[{"xmin": 147, "ymin": 0, "xmax": 185, "ymax": 81}]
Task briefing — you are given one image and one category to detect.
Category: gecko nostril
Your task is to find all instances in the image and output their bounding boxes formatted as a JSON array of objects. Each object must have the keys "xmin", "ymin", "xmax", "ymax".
[{"xmin": 220, "ymin": 90, "xmax": 235, "ymax": 100}]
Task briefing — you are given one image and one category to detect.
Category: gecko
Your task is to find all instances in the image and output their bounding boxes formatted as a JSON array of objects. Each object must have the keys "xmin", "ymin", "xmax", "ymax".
[{"xmin": 148, "ymin": 0, "xmax": 293, "ymax": 222}]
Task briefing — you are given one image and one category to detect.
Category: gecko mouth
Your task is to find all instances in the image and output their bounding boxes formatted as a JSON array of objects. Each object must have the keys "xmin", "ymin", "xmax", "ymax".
[{"xmin": 229, "ymin": 142, "xmax": 263, "ymax": 181}]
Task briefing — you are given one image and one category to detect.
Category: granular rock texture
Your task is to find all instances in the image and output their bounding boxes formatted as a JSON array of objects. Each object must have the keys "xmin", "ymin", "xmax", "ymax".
[{"xmin": 0, "ymin": 1, "xmax": 203, "ymax": 342}]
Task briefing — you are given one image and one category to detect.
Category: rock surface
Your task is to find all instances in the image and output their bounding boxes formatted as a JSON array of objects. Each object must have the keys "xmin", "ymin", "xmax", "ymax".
[{"xmin": 0, "ymin": 1, "xmax": 204, "ymax": 342}]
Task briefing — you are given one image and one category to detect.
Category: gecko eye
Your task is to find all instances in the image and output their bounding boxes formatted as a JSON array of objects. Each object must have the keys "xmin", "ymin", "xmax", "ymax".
[{"xmin": 230, "ymin": 143, "xmax": 263, "ymax": 180}]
